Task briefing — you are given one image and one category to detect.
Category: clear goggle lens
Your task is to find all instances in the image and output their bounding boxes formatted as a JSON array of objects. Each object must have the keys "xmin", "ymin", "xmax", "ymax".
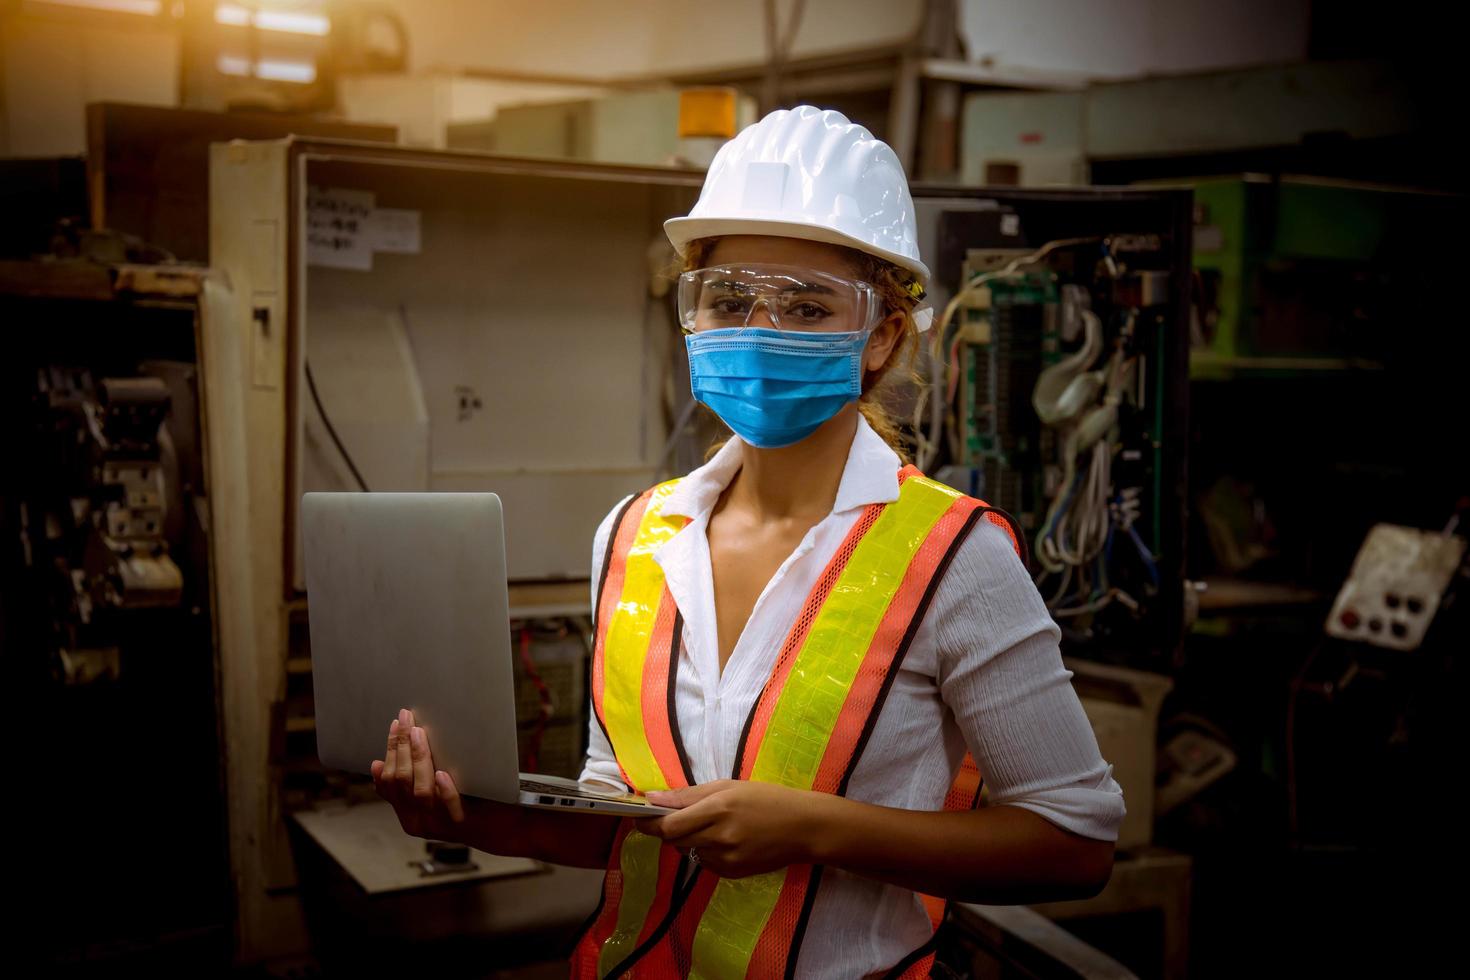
[{"xmin": 677, "ymin": 263, "xmax": 880, "ymax": 334}]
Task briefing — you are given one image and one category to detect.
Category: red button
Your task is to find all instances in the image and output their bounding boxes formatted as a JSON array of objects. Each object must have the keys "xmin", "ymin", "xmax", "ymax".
[{"xmin": 1340, "ymin": 609, "xmax": 1361, "ymax": 630}]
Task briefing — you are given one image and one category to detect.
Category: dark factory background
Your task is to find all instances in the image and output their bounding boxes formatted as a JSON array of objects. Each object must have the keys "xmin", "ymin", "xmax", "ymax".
[{"xmin": 1, "ymin": 1, "xmax": 1462, "ymax": 978}]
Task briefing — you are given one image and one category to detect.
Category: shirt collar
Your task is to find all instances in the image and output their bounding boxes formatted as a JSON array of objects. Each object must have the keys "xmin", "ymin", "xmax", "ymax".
[{"xmin": 658, "ymin": 412, "xmax": 902, "ymax": 522}]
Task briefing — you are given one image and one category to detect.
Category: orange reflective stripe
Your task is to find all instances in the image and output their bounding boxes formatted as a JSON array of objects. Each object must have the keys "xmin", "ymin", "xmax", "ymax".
[
  {"xmin": 743, "ymin": 479, "xmax": 1015, "ymax": 977},
  {"xmin": 592, "ymin": 490, "xmax": 653, "ymax": 763},
  {"xmin": 579, "ymin": 481, "xmax": 691, "ymax": 980},
  {"xmin": 640, "ymin": 592, "xmax": 693, "ymax": 790},
  {"xmin": 900, "ymin": 485, "xmax": 1024, "ymax": 970},
  {"xmin": 597, "ymin": 829, "xmax": 666, "ymax": 974},
  {"xmin": 694, "ymin": 471, "xmax": 959, "ymax": 978},
  {"xmin": 603, "ymin": 489, "xmax": 888, "ymax": 979},
  {"xmin": 636, "ymin": 843, "xmax": 688, "ymax": 947},
  {"xmin": 600, "ymin": 480, "xmax": 688, "ymax": 794},
  {"xmin": 735, "ymin": 501, "xmax": 886, "ymax": 781},
  {"xmin": 572, "ymin": 820, "xmax": 636, "ymax": 980},
  {"xmin": 610, "ymin": 868, "xmax": 719, "ymax": 978},
  {"xmin": 747, "ymin": 863, "xmax": 816, "ymax": 977},
  {"xmin": 921, "ymin": 892, "xmax": 948, "ymax": 932},
  {"xmin": 753, "ymin": 493, "xmax": 985, "ymax": 978},
  {"xmin": 810, "ymin": 495, "xmax": 981, "ymax": 796},
  {"xmin": 984, "ymin": 508, "xmax": 1021, "ymax": 553},
  {"xmin": 944, "ymin": 753, "xmax": 984, "ymax": 812},
  {"xmin": 732, "ymin": 466, "xmax": 921, "ymax": 782},
  {"xmin": 591, "ymin": 487, "xmax": 694, "ymax": 796},
  {"xmin": 573, "ymin": 825, "xmax": 690, "ymax": 979}
]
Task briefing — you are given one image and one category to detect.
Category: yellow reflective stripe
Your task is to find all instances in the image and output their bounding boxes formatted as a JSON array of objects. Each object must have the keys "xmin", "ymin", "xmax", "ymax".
[
  {"xmin": 597, "ymin": 829, "xmax": 664, "ymax": 976},
  {"xmin": 754, "ymin": 474, "xmax": 956, "ymax": 789},
  {"xmin": 690, "ymin": 475, "xmax": 960, "ymax": 978},
  {"xmin": 601, "ymin": 479, "xmax": 684, "ymax": 794},
  {"xmin": 689, "ymin": 868, "xmax": 788, "ymax": 980}
]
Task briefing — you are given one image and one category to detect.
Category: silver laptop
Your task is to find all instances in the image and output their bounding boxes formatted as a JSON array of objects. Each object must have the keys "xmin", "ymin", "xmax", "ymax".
[{"xmin": 301, "ymin": 491, "xmax": 672, "ymax": 817}]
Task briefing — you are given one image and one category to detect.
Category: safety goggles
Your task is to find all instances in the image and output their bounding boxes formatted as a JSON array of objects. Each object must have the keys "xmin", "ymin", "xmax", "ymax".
[{"xmin": 676, "ymin": 263, "xmax": 883, "ymax": 334}]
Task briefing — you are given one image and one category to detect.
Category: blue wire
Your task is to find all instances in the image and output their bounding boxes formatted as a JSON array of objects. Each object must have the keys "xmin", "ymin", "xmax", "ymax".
[
  {"xmin": 1041, "ymin": 469, "xmax": 1085, "ymax": 550},
  {"xmin": 1128, "ymin": 525, "xmax": 1160, "ymax": 587}
]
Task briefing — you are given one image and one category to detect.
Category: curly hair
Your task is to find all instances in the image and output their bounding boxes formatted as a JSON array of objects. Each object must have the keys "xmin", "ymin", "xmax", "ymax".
[{"xmin": 680, "ymin": 237, "xmax": 924, "ymax": 465}]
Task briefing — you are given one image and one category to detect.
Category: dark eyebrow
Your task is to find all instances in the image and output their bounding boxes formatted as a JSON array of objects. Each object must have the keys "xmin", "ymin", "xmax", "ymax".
[
  {"xmin": 785, "ymin": 281, "xmax": 837, "ymax": 296},
  {"xmin": 702, "ymin": 276, "xmax": 840, "ymax": 295},
  {"xmin": 704, "ymin": 277, "xmax": 838, "ymax": 296}
]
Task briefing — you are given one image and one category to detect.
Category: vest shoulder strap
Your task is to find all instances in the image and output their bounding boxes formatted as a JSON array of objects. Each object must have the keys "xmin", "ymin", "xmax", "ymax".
[{"xmin": 897, "ymin": 463, "xmax": 1027, "ymax": 566}]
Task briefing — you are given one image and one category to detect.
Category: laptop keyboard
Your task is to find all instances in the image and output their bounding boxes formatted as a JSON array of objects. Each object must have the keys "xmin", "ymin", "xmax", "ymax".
[{"xmin": 519, "ymin": 777, "xmax": 648, "ymax": 803}]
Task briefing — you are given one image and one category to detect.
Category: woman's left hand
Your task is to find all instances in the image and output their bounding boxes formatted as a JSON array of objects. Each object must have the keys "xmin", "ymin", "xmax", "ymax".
[{"xmin": 634, "ymin": 779, "xmax": 827, "ymax": 878}]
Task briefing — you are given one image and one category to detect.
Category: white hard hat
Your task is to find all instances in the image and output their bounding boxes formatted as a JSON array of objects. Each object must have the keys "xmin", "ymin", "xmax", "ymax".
[{"xmin": 664, "ymin": 105, "xmax": 934, "ymax": 328}]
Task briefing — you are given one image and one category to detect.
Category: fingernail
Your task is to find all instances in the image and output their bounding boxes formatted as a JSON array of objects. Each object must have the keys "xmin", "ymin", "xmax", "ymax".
[
  {"xmin": 411, "ymin": 727, "xmax": 421, "ymax": 746},
  {"xmin": 390, "ymin": 718, "xmax": 398, "ymax": 733}
]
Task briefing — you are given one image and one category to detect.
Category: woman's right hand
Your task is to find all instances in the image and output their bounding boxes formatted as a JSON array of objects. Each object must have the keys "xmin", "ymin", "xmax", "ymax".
[{"xmin": 371, "ymin": 708, "xmax": 469, "ymax": 842}]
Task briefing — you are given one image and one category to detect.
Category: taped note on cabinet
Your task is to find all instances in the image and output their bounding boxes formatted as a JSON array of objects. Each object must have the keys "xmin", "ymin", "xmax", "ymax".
[
  {"xmin": 306, "ymin": 187, "xmax": 423, "ymax": 271},
  {"xmin": 307, "ymin": 186, "xmax": 374, "ymax": 271},
  {"xmin": 370, "ymin": 208, "xmax": 421, "ymax": 254}
]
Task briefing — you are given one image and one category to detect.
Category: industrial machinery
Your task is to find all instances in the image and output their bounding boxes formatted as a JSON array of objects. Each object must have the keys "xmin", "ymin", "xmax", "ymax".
[
  {"xmin": 2, "ymin": 259, "xmax": 230, "ymax": 973},
  {"xmin": 29, "ymin": 368, "xmax": 184, "ymax": 683},
  {"xmin": 915, "ymin": 193, "xmax": 1191, "ymax": 668},
  {"xmin": 1292, "ymin": 511, "xmax": 1468, "ymax": 845}
]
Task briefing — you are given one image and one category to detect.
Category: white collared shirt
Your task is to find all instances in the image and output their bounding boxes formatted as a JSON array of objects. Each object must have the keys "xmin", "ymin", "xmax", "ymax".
[{"xmin": 580, "ymin": 414, "xmax": 1126, "ymax": 979}]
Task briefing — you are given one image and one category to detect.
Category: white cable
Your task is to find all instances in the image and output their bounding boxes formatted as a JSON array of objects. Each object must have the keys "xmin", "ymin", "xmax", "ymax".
[
  {"xmin": 1034, "ymin": 430, "xmax": 1079, "ymax": 573},
  {"xmin": 1113, "ymin": 485, "xmax": 1142, "ymax": 531},
  {"xmin": 1036, "ymin": 439, "xmax": 1112, "ymax": 573},
  {"xmin": 1052, "ymin": 587, "xmax": 1140, "ymax": 619},
  {"xmin": 915, "ymin": 237, "xmax": 1101, "ymax": 472},
  {"xmin": 1068, "ymin": 442, "xmax": 1111, "ymax": 564}
]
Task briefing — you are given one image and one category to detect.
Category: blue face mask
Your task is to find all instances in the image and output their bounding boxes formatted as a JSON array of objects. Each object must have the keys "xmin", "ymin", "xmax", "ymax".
[{"xmin": 685, "ymin": 326, "xmax": 869, "ymax": 448}]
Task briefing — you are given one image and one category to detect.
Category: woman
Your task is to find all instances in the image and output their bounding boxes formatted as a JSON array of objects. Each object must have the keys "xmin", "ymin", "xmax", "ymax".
[{"xmin": 373, "ymin": 106, "xmax": 1124, "ymax": 979}]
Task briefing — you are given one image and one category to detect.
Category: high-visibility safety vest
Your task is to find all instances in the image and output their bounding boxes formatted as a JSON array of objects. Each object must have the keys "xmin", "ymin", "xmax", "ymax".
[{"xmin": 570, "ymin": 463, "xmax": 1025, "ymax": 979}]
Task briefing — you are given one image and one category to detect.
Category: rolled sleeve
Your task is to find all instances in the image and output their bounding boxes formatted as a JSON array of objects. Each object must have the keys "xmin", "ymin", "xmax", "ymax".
[
  {"xmin": 933, "ymin": 519, "xmax": 1127, "ymax": 842},
  {"xmin": 578, "ymin": 707, "xmax": 628, "ymax": 792}
]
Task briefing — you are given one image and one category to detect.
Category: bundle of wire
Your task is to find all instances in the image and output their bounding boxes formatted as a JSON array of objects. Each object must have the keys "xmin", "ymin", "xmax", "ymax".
[
  {"xmin": 911, "ymin": 237, "xmax": 1159, "ymax": 620},
  {"xmin": 911, "ymin": 237, "xmax": 1099, "ymax": 473},
  {"xmin": 1032, "ymin": 314, "xmax": 1159, "ymax": 619},
  {"xmin": 1034, "ymin": 444, "xmax": 1158, "ymax": 619}
]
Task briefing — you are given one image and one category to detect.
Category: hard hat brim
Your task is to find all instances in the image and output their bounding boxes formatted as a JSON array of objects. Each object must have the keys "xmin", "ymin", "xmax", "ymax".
[{"xmin": 664, "ymin": 215, "xmax": 931, "ymax": 287}]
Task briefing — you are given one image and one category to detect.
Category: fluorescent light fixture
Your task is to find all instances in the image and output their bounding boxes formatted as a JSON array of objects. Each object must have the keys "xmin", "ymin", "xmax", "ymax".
[
  {"xmin": 37, "ymin": 0, "xmax": 163, "ymax": 14},
  {"xmin": 215, "ymin": 3, "xmax": 329, "ymax": 36},
  {"xmin": 214, "ymin": 3, "xmax": 249, "ymax": 26},
  {"xmin": 216, "ymin": 54, "xmax": 250, "ymax": 76},
  {"xmin": 255, "ymin": 10, "xmax": 328, "ymax": 35},
  {"xmin": 216, "ymin": 53, "xmax": 315, "ymax": 83},
  {"xmin": 254, "ymin": 58, "xmax": 317, "ymax": 83}
]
